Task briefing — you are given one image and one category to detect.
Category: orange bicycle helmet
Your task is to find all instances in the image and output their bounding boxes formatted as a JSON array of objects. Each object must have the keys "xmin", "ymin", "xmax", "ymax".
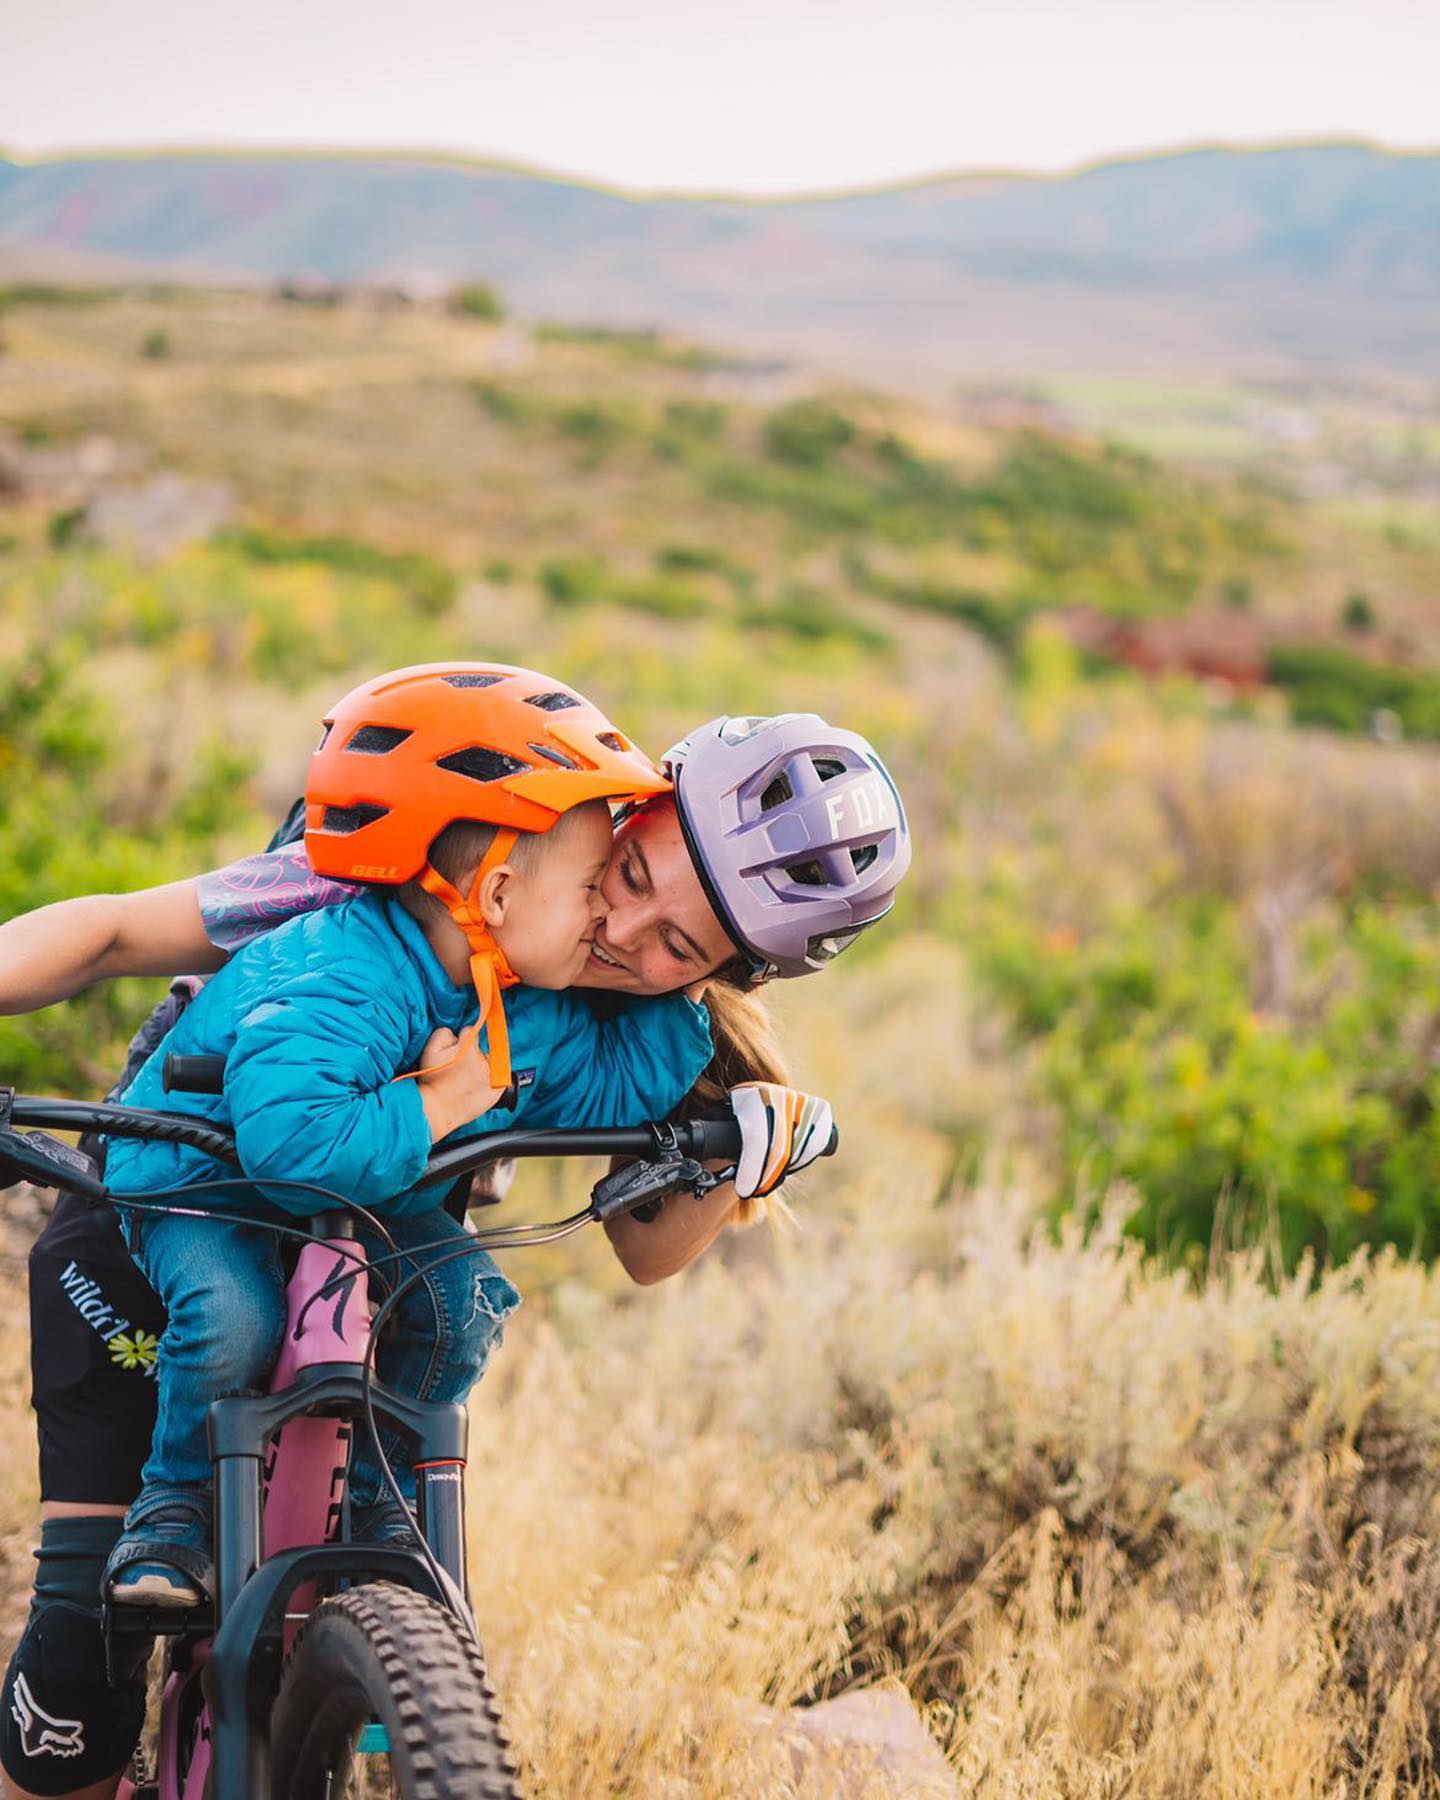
[{"xmin": 305, "ymin": 662, "xmax": 670, "ymax": 1087}]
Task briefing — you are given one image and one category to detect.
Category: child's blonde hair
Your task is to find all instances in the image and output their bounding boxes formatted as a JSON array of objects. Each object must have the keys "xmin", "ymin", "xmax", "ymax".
[{"xmin": 400, "ymin": 804, "xmax": 606, "ymax": 920}]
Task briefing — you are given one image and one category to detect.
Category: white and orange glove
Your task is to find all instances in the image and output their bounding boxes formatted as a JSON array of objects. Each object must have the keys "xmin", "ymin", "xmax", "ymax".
[{"xmin": 729, "ymin": 1083, "xmax": 835, "ymax": 1201}]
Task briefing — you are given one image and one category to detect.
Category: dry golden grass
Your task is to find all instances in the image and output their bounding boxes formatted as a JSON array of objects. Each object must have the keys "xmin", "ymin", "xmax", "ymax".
[{"xmin": 446, "ymin": 1146, "xmax": 1440, "ymax": 1797}]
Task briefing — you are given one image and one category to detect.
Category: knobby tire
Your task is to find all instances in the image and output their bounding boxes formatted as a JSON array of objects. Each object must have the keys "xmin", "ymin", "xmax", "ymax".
[{"xmin": 268, "ymin": 1581, "xmax": 523, "ymax": 1799}]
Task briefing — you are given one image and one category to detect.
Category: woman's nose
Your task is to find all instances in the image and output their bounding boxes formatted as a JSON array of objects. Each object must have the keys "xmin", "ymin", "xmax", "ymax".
[{"xmin": 602, "ymin": 901, "xmax": 644, "ymax": 949}]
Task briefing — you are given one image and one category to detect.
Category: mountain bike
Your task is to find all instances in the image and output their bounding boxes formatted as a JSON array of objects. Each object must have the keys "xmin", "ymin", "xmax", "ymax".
[{"xmin": 0, "ymin": 1060, "xmax": 814, "ymax": 1799}]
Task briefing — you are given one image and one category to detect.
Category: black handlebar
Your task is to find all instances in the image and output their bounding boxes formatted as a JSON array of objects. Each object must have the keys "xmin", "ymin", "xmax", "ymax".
[
  {"xmin": 2, "ymin": 1090, "xmax": 751, "ymax": 1184},
  {"xmin": 3, "ymin": 1057, "xmax": 840, "ymax": 1215},
  {"xmin": 152, "ymin": 1050, "xmax": 757, "ymax": 1173}
]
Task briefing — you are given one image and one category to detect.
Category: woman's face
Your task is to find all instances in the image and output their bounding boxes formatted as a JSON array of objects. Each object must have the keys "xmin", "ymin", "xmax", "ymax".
[{"xmin": 582, "ymin": 796, "xmax": 739, "ymax": 995}]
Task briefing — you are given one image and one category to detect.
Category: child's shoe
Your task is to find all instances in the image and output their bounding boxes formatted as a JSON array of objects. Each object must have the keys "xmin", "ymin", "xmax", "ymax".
[
  {"xmin": 349, "ymin": 1495, "xmax": 421, "ymax": 1551},
  {"xmin": 104, "ymin": 1493, "xmax": 213, "ymax": 1609}
]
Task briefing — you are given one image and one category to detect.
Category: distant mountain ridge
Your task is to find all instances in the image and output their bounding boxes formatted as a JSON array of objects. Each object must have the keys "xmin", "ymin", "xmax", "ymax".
[{"xmin": 1, "ymin": 144, "xmax": 1436, "ymax": 381}]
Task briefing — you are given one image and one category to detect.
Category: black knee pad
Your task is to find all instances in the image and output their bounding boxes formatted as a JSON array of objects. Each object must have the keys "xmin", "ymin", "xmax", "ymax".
[{"xmin": 0, "ymin": 1600, "xmax": 149, "ymax": 1795}]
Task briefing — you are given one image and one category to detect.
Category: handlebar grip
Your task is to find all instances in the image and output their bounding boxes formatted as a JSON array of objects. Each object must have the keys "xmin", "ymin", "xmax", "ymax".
[
  {"xmin": 680, "ymin": 1116, "xmax": 840, "ymax": 1164},
  {"xmin": 162, "ymin": 1053, "xmax": 227, "ymax": 1096},
  {"xmin": 684, "ymin": 1116, "xmax": 742, "ymax": 1163}
]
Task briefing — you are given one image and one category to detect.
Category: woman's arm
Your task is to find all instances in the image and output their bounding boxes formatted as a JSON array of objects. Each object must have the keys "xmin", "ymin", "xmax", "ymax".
[
  {"xmin": 0, "ymin": 881, "xmax": 223, "ymax": 1013},
  {"xmin": 604, "ymin": 1167, "xmax": 741, "ymax": 1285}
]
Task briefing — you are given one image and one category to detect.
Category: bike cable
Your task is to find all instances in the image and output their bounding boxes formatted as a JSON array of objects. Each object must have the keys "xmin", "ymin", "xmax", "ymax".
[
  {"xmin": 355, "ymin": 1215, "xmax": 603, "ymax": 1623},
  {"xmin": 108, "ymin": 1177, "xmax": 404, "ymax": 1298}
]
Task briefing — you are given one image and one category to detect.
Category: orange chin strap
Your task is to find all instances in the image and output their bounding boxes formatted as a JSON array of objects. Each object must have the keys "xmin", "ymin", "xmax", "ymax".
[{"xmin": 415, "ymin": 829, "xmax": 522, "ymax": 1090}]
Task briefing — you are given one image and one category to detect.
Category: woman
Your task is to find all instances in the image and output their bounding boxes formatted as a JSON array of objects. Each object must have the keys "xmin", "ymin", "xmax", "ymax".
[{"xmin": 0, "ymin": 708, "xmax": 909, "ymax": 1800}]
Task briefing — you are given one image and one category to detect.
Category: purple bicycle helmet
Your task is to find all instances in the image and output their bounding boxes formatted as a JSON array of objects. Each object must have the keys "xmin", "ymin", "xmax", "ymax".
[{"xmin": 663, "ymin": 713, "xmax": 911, "ymax": 981}]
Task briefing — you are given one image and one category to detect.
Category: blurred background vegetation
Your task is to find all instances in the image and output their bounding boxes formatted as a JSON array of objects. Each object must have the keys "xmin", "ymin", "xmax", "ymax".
[
  {"xmin": 4, "ymin": 282, "xmax": 1440, "ymax": 1794},
  {"xmin": 3, "ymin": 283, "xmax": 1439, "ymax": 1266}
]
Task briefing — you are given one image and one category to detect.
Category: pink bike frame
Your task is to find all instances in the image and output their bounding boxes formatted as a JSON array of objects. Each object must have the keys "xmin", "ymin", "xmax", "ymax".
[{"xmin": 118, "ymin": 1233, "xmax": 374, "ymax": 1800}]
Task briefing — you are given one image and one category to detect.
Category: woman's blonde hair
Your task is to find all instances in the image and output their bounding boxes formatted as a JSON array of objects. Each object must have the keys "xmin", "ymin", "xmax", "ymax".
[{"xmin": 675, "ymin": 972, "xmax": 793, "ymax": 1228}]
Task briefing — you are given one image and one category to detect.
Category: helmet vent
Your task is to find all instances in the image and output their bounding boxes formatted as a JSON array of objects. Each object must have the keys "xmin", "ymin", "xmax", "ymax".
[
  {"xmin": 527, "ymin": 691, "xmax": 581, "ymax": 712},
  {"xmin": 597, "ymin": 731, "xmax": 628, "ymax": 753},
  {"xmin": 322, "ymin": 802, "xmax": 389, "ymax": 834},
  {"xmin": 812, "ymin": 757, "xmax": 847, "ymax": 782},
  {"xmin": 760, "ymin": 774, "xmax": 793, "ymax": 811},
  {"xmin": 437, "ymin": 746, "xmax": 530, "ymax": 783},
  {"xmin": 786, "ymin": 859, "xmax": 829, "ymax": 887},
  {"xmin": 807, "ymin": 927, "xmax": 864, "ymax": 963},
  {"xmin": 529, "ymin": 742, "xmax": 579, "ymax": 769},
  {"xmin": 346, "ymin": 725, "xmax": 413, "ymax": 755},
  {"xmin": 852, "ymin": 843, "xmax": 879, "ymax": 874},
  {"xmin": 444, "ymin": 672, "xmax": 506, "ymax": 689},
  {"xmin": 315, "ymin": 722, "xmax": 334, "ymax": 753}
]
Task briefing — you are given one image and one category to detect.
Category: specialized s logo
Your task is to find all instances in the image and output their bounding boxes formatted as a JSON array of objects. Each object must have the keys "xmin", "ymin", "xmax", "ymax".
[{"xmin": 11, "ymin": 1674, "xmax": 85, "ymax": 1759}]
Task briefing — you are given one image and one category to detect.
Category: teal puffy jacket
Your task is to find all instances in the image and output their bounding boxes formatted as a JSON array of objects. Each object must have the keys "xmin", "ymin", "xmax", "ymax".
[{"xmin": 104, "ymin": 890, "xmax": 713, "ymax": 1217}]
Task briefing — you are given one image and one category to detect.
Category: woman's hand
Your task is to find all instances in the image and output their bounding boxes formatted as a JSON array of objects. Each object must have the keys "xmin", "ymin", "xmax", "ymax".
[
  {"xmin": 729, "ymin": 1082, "xmax": 835, "ymax": 1200},
  {"xmin": 416, "ymin": 1024, "xmax": 504, "ymax": 1143}
]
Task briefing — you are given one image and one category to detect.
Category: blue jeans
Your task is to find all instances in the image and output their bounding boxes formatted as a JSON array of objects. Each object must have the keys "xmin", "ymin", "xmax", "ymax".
[{"xmin": 124, "ymin": 1206, "xmax": 520, "ymax": 1514}]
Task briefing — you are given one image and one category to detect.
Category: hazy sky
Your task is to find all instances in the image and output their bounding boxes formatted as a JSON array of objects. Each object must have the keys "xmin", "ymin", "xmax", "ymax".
[{"xmin": 5, "ymin": 0, "xmax": 1437, "ymax": 194}]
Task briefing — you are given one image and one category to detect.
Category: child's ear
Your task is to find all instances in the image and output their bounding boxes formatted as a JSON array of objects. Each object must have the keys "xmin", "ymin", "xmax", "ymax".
[{"xmin": 473, "ymin": 862, "xmax": 514, "ymax": 929}]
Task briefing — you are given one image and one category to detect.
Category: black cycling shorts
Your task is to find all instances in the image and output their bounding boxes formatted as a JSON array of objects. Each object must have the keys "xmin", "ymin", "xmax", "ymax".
[{"xmin": 28, "ymin": 1194, "xmax": 167, "ymax": 1506}]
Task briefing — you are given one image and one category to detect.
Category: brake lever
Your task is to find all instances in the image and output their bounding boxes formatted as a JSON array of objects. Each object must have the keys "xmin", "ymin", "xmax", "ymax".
[
  {"xmin": 0, "ymin": 1122, "xmax": 110, "ymax": 1202},
  {"xmin": 588, "ymin": 1156, "xmax": 734, "ymax": 1223}
]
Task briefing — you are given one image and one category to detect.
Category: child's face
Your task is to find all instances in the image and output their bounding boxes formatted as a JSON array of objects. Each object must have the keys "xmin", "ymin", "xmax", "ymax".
[{"xmin": 492, "ymin": 803, "xmax": 613, "ymax": 988}]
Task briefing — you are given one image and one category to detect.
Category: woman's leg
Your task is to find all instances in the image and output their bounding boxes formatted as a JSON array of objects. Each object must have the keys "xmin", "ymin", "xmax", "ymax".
[
  {"xmin": 347, "ymin": 1211, "xmax": 520, "ymax": 1515},
  {"xmin": 1, "ymin": 1198, "xmax": 165, "ymax": 1800}
]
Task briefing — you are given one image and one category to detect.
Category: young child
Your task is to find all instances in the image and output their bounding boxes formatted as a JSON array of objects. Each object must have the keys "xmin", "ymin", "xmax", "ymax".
[{"xmin": 101, "ymin": 662, "xmax": 715, "ymax": 1606}]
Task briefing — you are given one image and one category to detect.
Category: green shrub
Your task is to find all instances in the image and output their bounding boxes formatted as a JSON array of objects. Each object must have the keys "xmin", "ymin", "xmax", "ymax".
[
  {"xmin": 743, "ymin": 586, "xmax": 891, "ymax": 651},
  {"xmin": 1267, "ymin": 643, "xmax": 1440, "ymax": 742},
  {"xmin": 971, "ymin": 890, "xmax": 1440, "ymax": 1265},
  {"xmin": 1342, "ymin": 590, "xmax": 1376, "ymax": 633},
  {"xmin": 653, "ymin": 543, "xmax": 750, "ymax": 587},
  {"xmin": 609, "ymin": 575, "xmax": 710, "ymax": 621},
  {"xmin": 449, "ymin": 283, "xmax": 506, "ymax": 322},
  {"xmin": 47, "ymin": 507, "xmax": 87, "ymax": 550},
  {"xmin": 219, "ymin": 526, "xmax": 457, "ymax": 617},
  {"xmin": 872, "ymin": 579, "xmax": 1032, "ymax": 655},
  {"xmin": 1221, "ymin": 575, "xmax": 1253, "ymax": 609},
  {"xmin": 0, "ymin": 650, "xmax": 255, "ymax": 1091},
  {"xmin": 141, "ymin": 329, "xmax": 171, "ymax": 360},
  {"xmin": 555, "ymin": 401, "xmax": 638, "ymax": 460},
  {"xmin": 539, "ymin": 555, "xmax": 609, "ymax": 607},
  {"xmin": 660, "ymin": 400, "xmax": 728, "ymax": 443},
  {"xmin": 0, "ymin": 283, "xmax": 119, "ymax": 311},
  {"xmin": 763, "ymin": 400, "xmax": 857, "ymax": 467},
  {"xmin": 470, "ymin": 380, "xmax": 536, "ymax": 426},
  {"xmin": 535, "ymin": 322, "xmax": 708, "ymax": 368},
  {"xmin": 705, "ymin": 458, "xmax": 880, "ymax": 535}
]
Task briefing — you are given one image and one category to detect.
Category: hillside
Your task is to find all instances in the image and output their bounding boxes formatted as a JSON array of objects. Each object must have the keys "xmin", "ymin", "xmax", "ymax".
[{"xmin": 1, "ymin": 143, "xmax": 1438, "ymax": 379}]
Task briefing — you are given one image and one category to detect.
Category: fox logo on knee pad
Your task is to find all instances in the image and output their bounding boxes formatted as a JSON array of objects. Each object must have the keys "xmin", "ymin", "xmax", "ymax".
[{"xmin": 11, "ymin": 1674, "xmax": 85, "ymax": 1759}]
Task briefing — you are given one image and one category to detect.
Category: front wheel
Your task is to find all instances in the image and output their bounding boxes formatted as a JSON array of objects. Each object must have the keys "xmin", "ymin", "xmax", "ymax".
[{"xmin": 268, "ymin": 1581, "xmax": 523, "ymax": 1799}]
